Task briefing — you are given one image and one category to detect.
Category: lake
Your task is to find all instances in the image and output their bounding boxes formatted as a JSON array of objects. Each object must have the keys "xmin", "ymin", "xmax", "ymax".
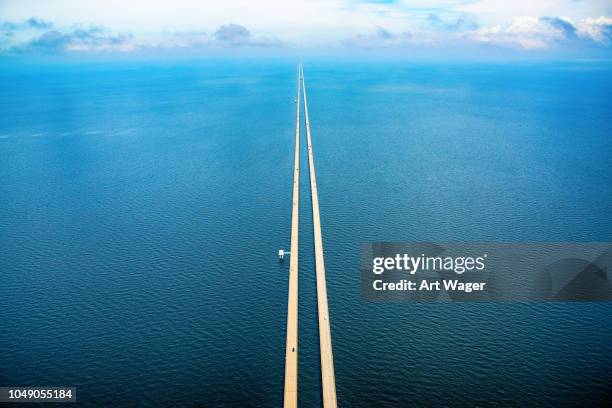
[{"xmin": 1, "ymin": 59, "xmax": 611, "ymax": 407}]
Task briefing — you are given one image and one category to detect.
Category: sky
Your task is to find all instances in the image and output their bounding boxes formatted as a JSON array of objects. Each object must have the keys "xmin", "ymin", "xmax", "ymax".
[{"xmin": 1, "ymin": 0, "xmax": 612, "ymax": 59}]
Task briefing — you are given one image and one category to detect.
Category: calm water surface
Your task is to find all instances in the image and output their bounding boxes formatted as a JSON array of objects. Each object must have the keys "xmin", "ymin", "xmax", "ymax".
[{"xmin": 1, "ymin": 59, "xmax": 611, "ymax": 407}]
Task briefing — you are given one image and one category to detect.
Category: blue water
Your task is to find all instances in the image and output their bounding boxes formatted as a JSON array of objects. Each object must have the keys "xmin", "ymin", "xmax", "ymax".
[{"xmin": 1, "ymin": 59, "xmax": 611, "ymax": 407}]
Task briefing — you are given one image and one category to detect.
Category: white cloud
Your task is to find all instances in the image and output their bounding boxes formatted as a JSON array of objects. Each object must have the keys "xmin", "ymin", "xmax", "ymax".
[
  {"xmin": 343, "ymin": 26, "xmax": 413, "ymax": 48},
  {"xmin": 0, "ymin": 0, "xmax": 611, "ymax": 54},
  {"xmin": 468, "ymin": 16, "xmax": 562, "ymax": 49},
  {"xmin": 0, "ymin": 19, "xmax": 284, "ymax": 53},
  {"xmin": 466, "ymin": 15, "xmax": 612, "ymax": 50},
  {"xmin": 576, "ymin": 16, "xmax": 612, "ymax": 44}
]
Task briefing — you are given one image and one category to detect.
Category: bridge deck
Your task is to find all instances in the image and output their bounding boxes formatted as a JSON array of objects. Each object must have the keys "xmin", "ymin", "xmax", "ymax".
[
  {"xmin": 283, "ymin": 64, "xmax": 301, "ymax": 408},
  {"xmin": 302, "ymin": 65, "xmax": 338, "ymax": 408}
]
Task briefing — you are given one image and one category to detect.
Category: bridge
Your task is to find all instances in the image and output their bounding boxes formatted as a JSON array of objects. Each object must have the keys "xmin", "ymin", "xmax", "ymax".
[{"xmin": 283, "ymin": 64, "xmax": 337, "ymax": 408}]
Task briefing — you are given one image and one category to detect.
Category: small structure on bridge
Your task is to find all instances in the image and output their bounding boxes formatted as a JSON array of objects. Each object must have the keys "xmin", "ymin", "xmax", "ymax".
[{"xmin": 278, "ymin": 249, "xmax": 290, "ymax": 261}]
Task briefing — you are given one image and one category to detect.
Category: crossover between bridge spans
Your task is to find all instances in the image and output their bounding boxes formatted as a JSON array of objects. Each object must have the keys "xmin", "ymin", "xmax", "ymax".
[{"xmin": 283, "ymin": 64, "xmax": 337, "ymax": 408}]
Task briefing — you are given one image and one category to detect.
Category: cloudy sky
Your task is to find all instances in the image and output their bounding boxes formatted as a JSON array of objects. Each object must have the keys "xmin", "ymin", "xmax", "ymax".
[{"xmin": 1, "ymin": 0, "xmax": 611, "ymax": 57}]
